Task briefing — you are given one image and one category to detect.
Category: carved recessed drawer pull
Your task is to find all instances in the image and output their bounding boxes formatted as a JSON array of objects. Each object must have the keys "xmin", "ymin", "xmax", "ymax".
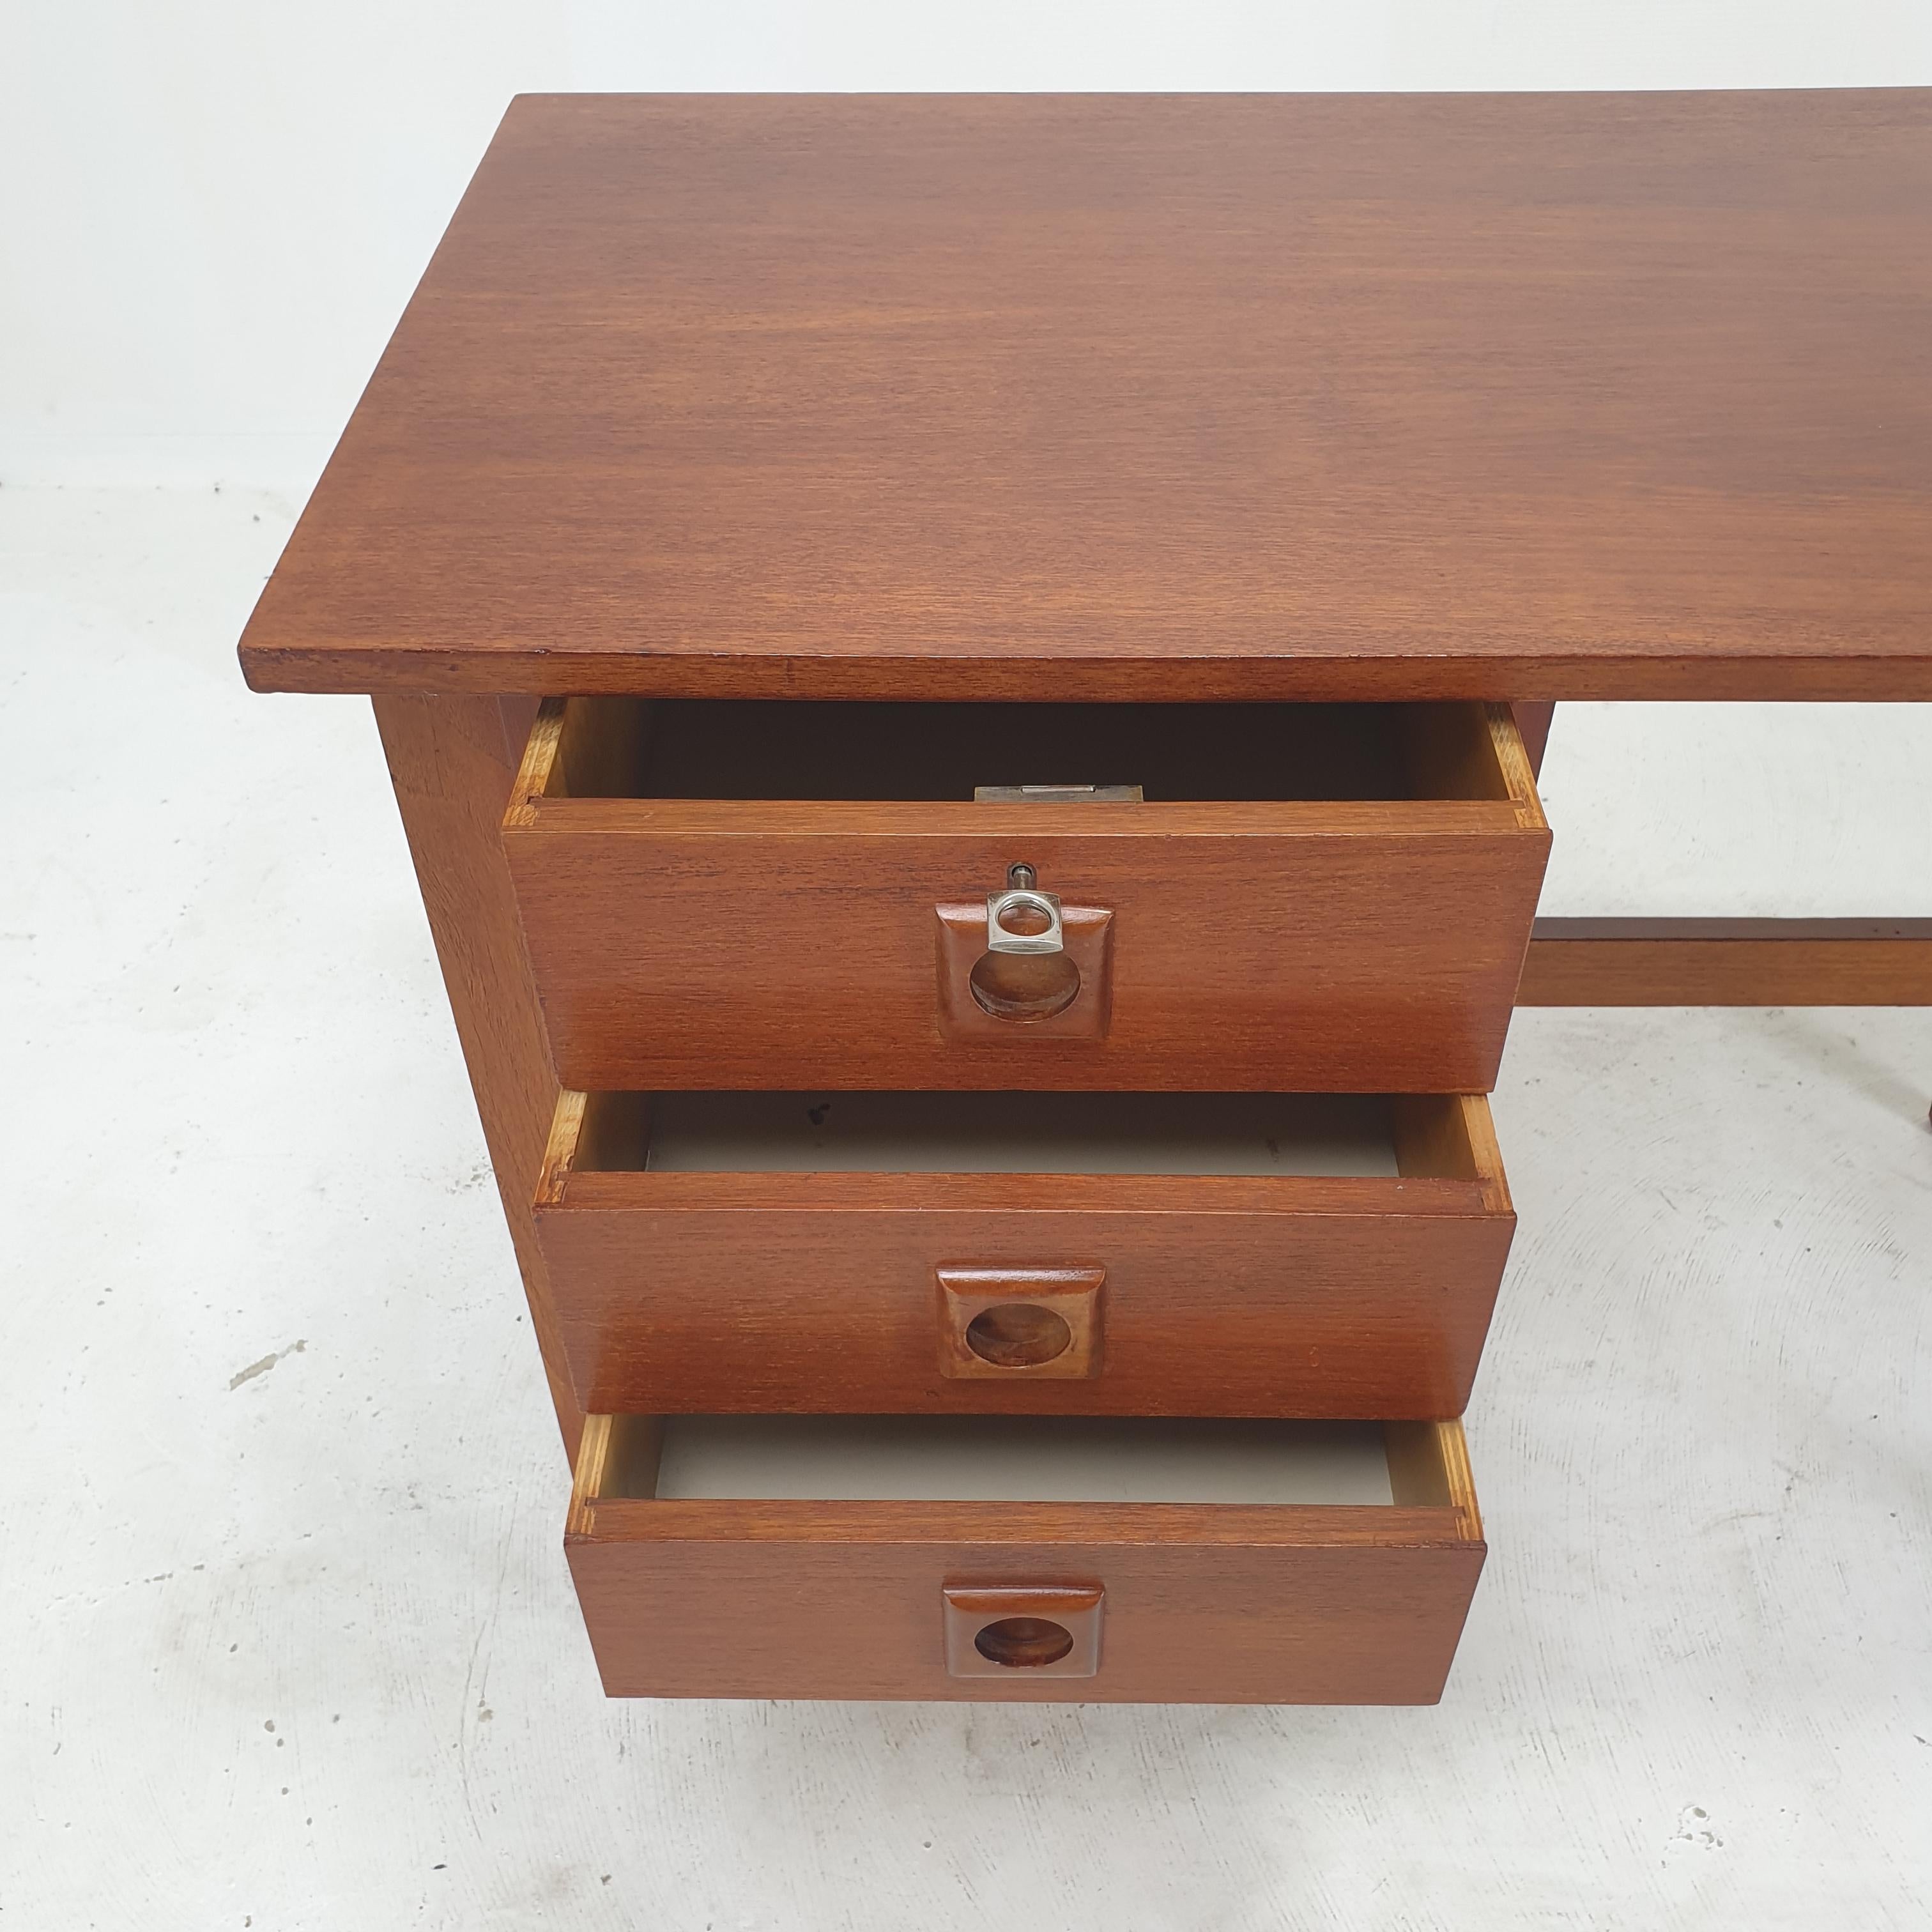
[
  {"xmin": 965, "ymin": 1301, "xmax": 1074, "ymax": 1368},
  {"xmin": 974, "ymin": 1618, "xmax": 1075, "ymax": 1667},
  {"xmin": 937, "ymin": 1266, "xmax": 1105, "ymax": 1379},
  {"xmin": 942, "ymin": 1585, "xmax": 1105, "ymax": 1678}
]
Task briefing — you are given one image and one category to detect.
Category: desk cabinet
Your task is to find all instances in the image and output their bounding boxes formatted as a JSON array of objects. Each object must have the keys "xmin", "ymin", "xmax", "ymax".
[{"xmin": 242, "ymin": 91, "xmax": 1932, "ymax": 1701}]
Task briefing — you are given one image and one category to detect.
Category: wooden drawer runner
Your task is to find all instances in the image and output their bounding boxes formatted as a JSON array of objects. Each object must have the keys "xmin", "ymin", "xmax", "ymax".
[
  {"xmin": 503, "ymin": 698, "xmax": 1549, "ymax": 1094},
  {"xmin": 566, "ymin": 1413, "xmax": 1485, "ymax": 1702},
  {"xmin": 536, "ymin": 1089, "xmax": 1513, "ymax": 1418}
]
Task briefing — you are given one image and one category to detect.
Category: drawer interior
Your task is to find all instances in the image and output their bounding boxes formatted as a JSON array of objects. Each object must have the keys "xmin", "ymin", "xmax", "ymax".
[
  {"xmin": 625, "ymin": 1090, "xmax": 1395, "ymax": 1177},
  {"xmin": 548, "ymin": 1089, "xmax": 1504, "ymax": 1188},
  {"xmin": 643, "ymin": 1416, "xmax": 1387, "ymax": 1503},
  {"xmin": 528, "ymin": 697, "xmax": 1523, "ymax": 804},
  {"xmin": 587, "ymin": 1414, "xmax": 1481, "ymax": 1513}
]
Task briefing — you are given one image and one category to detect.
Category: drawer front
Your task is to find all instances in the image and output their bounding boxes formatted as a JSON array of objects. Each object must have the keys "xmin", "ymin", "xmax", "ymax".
[
  {"xmin": 503, "ymin": 702, "xmax": 1549, "ymax": 1094},
  {"xmin": 542, "ymin": 1188, "xmax": 1510, "ymax": 1418},
  {"xmin": 565, "ymin": 1417, "xmax": 1486, "ymax": 1704},
  {"xmin": 536, "ymin": 1094, "xmax": 1514, "ymax": 1418}
]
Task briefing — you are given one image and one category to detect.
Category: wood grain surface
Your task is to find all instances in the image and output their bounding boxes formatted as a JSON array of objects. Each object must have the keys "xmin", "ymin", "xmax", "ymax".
[
  {"xmin": 535, "ymin": 1092, "xmax": 1513, "ymax": 1418},
  {"xmin": 372, "ymin": 694, "xmax": 583, "ymax": 1461},
  {"xmin": 503, "ymin": 698, "xmax": 1549, "ymax": 1093},
  {"xmin": 1520, "ymin": 918, "xmax": 1932, "ymax": 1005},
  {"xmin": 238, "ymin": 91, "xmax": 1932, "ymax": 703},
  {"xmin": 565, "ymin": 1416, "xmax": 1484, "ymax": 1701},
  {"xmin": 1522, "ymin": 940, "xmax": 1932, "ymax": 1006}
]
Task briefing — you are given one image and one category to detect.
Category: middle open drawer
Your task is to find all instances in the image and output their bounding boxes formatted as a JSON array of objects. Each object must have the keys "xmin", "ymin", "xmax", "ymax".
[{"xmin": 535, "ymin": 1087, "xmax": 1514, "ymax": 1418}]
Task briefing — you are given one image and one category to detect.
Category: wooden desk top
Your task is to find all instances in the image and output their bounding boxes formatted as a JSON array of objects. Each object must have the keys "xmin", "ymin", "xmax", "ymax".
[{"xmin": 240, "ymin": 92, "xmax": 1932, "ymax": 702}]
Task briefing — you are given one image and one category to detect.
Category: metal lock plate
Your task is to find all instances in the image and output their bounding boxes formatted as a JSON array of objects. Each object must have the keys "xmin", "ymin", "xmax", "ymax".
[{"xmin": 972, "ymin": 784, "xmax": 1144, "ymax": 804}]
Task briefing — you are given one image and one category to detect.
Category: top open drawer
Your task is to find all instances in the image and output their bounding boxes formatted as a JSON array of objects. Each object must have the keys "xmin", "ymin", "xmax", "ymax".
[{"xmin": 503, "ymin": 700, "xmax": 1549, "ymax": 1093}]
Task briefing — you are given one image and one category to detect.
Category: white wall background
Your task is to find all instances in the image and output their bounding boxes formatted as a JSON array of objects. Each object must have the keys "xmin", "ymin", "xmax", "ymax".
[{"xmin": 6, "ymin": 1, "xmax": 1932, "ymax": 490}]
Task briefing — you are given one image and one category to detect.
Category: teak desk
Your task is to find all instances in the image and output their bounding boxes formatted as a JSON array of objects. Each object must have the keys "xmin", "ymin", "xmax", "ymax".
[{"xmin": 240, "ymin": 93, "xmax": 1932, "ymax": 1703}]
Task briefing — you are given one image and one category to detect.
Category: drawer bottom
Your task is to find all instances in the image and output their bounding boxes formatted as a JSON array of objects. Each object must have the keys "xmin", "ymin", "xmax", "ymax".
[{"xmin": 566, "ymin": 1413, "xmax": 1485, "ymax": 1702}]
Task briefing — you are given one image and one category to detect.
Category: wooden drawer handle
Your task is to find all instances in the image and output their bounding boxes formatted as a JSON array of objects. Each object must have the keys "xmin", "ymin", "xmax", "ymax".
[
  {"xmin": 937, "ymin": 1266, "xmax": 1105, "ymax": 1379},
  {"xmin": 943, "ymin": 1584, "xmax": 1104, "ymax": 1678}
]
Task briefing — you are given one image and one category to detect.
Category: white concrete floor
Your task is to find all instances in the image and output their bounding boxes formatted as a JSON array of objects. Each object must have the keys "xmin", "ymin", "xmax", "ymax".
[{"xmin": 3, "ymin": 485, "xmax": 1929, "ymax": 1928}]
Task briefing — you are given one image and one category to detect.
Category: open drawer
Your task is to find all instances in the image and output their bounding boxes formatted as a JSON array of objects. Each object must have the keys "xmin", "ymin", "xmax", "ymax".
[
  {"xmin": 536, "ymin": 1088, "xmax": 1514, "ymax": 1418},
  {"xmin": 566, "ymin": 1413, "xmax": 1485, "ymax": 1702},
  {"xmin": 503, "ymin": 698, "xmax": 1549, "ymax": 1093}
]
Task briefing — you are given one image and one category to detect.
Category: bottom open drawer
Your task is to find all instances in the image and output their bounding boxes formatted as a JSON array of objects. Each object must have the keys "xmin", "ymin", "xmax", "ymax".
[{"xmin": 566, "ymin": 1413, "xmax": 1485, "ymax": 1703}]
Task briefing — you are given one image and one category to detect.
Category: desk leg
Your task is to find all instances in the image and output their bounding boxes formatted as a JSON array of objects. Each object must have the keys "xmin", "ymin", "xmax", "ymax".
[{"xmin": 373, "ymin": 693, "xmax": 583, "ymax": 1466}]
